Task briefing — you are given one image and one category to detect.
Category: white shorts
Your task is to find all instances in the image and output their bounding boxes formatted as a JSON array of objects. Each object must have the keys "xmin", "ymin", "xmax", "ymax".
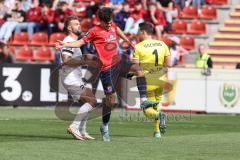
[
  {"xmin": 60, "ymin": 70, "xmax": 88, "ymax": 102},
  {"xmin": 62, "ymin": 83, "xmax": 86, "ymax": 102}
]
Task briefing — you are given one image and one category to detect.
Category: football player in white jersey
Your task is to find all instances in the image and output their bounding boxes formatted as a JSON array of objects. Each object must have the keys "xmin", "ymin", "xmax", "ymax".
[{"xmin": 60, "ymin": 16, "xmax": 98, "ymax": 140}]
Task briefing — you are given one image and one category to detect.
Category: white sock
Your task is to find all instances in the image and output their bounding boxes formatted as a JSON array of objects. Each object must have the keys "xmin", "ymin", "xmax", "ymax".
[
  {"xmin": 102, "ymin": 123, "xmax": 109, "ymax": 131},
  {"xmin": 70, "ymin": 103, "xmax": 93, "ymax": 129},
  {"xmin": 79, "ymin": 115, "xmax": 88, "ymax": 134}
]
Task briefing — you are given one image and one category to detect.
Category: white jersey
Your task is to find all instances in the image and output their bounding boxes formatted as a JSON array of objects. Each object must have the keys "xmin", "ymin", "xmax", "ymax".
[{"xmin": 60, "ymin": 36, "xmax": 84, "ymax": 86}]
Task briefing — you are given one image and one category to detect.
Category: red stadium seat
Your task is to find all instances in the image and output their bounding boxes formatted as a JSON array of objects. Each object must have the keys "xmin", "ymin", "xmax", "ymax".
[
  {"xmin": 34, "ymin": 47, "xmax": 53, "ymax": 61},
  {"xmin": 187, "ymin": 21, "xmax": 206, "ymax": 34},
  {"xmin": 16, "ymin": 47, "xmax": 33, "ymax": 61},
  {"xmin": 180, "ymin": 6, "xmax": 198, "ymax": 19},
  {"xmin": 29, "ymin": 32, "xmax": 48, "ymax": 46},
  {"xmin": 48, "ymin": 32, "xmax": 66, "ymax": 46},
  {"xmin": 11, "ymin": 32, "xmax": 29, "ymax": 45},
  {"xmin": 180, "ymin": 36, "xmax": 195, "ymax": 50},
  {"xmin": 172, "ymin": 20, "xmax": 187, "ymax": 34},
  {"xmin": 206, "ymin": 0, "xmax": 227, "ymax": 5},
  {"xmin": 200, "ymin": 6, "xmax": 217, "ymax": 20},
  {"xmin": 7, "ymin": 46, "xmax": 16, "ymax": 55},
  {"xmin": 160, "ymin": 36, "xmax": 173, "ymax": 47}
]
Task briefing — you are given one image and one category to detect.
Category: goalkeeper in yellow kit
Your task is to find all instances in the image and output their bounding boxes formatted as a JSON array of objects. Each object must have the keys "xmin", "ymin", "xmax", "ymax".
[{"xmin": 133, "ymin": 22, "xmax": 172, "ymax": 138}]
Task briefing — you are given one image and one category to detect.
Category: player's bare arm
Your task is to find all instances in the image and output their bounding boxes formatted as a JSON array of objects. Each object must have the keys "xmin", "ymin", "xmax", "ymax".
[
  {"xmin": 62, "ymin": 54, "xmax": 100, "ymax": 68},
  {"xmin": 56, "ymin": 39, "xmax": 86, "ymax": 50},
  {"xmin": 164, "ymin": 55, "xmax": 172, "ymax": 67},
  {"xmin": 116, "ymin": 27, "xmax": 135, "ymax": 49},
  {"xmin": 62, "ymin": 54, "xmax": 85, "ymax": 67}
]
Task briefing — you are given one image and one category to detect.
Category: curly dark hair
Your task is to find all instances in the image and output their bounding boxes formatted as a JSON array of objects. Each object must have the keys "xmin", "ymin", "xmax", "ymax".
[{"xmin": 98, "ymin": 7, "xmax": 114, "ymax": 23}]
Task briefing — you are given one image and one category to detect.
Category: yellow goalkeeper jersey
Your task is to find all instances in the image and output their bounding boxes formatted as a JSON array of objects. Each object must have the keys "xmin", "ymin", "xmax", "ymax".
[{"xmin": 134, "ymin": 39, "xmax": 170, "ymax": 91}]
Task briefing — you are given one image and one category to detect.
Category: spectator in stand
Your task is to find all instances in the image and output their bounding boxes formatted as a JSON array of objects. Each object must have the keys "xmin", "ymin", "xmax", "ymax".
[
  {"xmin": 22, "ymin": 0, "xmax": 32, "ymax": 12},
  {"xmin": 109, "ymin": 0, "xmax": 124, "ymax": 13},
  {"xmin": 4, "ymin": 0, "xmax": 16, "ymax": 9},
  {"xmin": 236, "ymin": 63, "xmax": 240, "ymax": 69},
  {"xmin": 124, "ymin": 2, "xmax": 145, "ymax": 35},
  {"xmin": 114, "ymin": 2, "xmax": 131, "ymax": 31},
  {"xmin": 42, "ymin": 2, "xmax": 55, "ymax": 35},
  {"xmin": 195, "ymin": 44, "xmax": 212, "ymax": 69},
  {"xmin": 54, "ymin": 1, "xmax": 73, "ymax": 32},
  {"xmin": 144, "ymin": 3, "xmax": 166, "ymax": 39},
  {"xmin": 0, "ymin": 0, "xmax": 7, "ymax": 26},
  {"xmin": 15, "ymin": 0, "xmax": 43, "ymax": 40},
  {"xmin": 169, "ymin": 36, "xmax": 189, "ymax": 66},
  {"xmin": 85, "ymin": 1, "xmax": 104, "ymax": 19},
  {"xmin": 39, "ymin": 0, "xmax": 52, "ymax": 6},
  {"xmin": 125, "ymin": 0, "xmax": 138, "ymax": 9},
  {"xmin": 156, "ymin": 0, "xmax": 178, "ymax": 26},
  {"xmin": 0, "ymin": 0, "xmax": 25, "ymax": 43},
  {"xmin": 110, "ymin": 0, "xmax": 124, "ymax": 5},
  {"xmin": 52, "ymin": 0, "xmax": 74, "ymax": 9},
  {"xmin": 191, "ymin": 0, "xmax": 204, "ymax": 8},
  {"xmin": 0, "ymin": 42, "xmax": 15, "ymax": 63},
  {"xmin": 174, "ymin": 0, "xmax": 185, "ymax": 10}
]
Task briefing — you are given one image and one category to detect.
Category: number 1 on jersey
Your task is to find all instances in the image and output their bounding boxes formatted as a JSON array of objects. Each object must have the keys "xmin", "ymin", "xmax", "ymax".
[{"xmin": 152, "ymin": 49, "xmax": 158, "ymax": 66}]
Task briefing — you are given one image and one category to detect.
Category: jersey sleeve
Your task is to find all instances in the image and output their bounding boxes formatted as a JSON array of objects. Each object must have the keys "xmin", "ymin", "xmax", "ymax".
[{"xmin": 82, "ymin": 29, "xmax": 95, "ymax": 43}]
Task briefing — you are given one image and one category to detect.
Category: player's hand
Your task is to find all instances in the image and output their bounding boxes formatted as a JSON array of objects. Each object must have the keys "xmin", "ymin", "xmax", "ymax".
[{"xmin": 55, "ymin": 40, "xmax": 65, "ymax": 50}]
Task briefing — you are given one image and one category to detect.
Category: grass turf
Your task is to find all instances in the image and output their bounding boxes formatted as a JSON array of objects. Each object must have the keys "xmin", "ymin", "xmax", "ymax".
[{"xmin": 0, "ymin": 107, "xmax": 240, "ymax": 160}]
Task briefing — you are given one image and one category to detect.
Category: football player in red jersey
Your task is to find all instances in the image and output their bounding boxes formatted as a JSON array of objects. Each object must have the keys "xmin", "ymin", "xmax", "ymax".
[{"xmin": 56, "ymin": 7, "xmax": 158, "ymax": 142}]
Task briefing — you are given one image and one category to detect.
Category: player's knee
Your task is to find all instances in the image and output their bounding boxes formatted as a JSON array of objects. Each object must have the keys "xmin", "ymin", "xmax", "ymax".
[
  {"xmin": 89, "ymin": 98, "xmax": 97, "ymax": 108},
  {"xmin": 106, "ymin": 95, "xmax": 116, "ymax": 107},
  {"xmin": 80, "ymin": 96, "xmax": 96, "ymax": 108},
  {"xmin": 130, "ymin": 65, "xmax": 144, "ymax": 77}
]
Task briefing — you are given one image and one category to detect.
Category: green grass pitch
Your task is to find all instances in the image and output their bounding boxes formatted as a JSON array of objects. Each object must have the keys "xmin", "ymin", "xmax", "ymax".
[{"xmin": 0, "ymin": 107, "xmax": 240, "ymax": 160}]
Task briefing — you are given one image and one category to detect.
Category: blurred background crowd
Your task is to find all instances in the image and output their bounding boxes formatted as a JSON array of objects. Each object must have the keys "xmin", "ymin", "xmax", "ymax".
[{"xmin": 0, "ymin": 0, "xmax": 233, "ymax": 69}]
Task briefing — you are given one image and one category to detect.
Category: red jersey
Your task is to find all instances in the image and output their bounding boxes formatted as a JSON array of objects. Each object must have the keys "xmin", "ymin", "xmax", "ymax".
[
  {"xmin": 130, "ymin": 9, "xmax": 145, "ymax": 22},
  {"xmin": 54, "ymin": 9, "xmax": 73, "ymax": 23},
  {"xmin": 43, "ymin": 9, "xmax": 55, "ymax": 23},
  {"xmin": 83, "ymin": 24, "xmax": 120, "ymax": 71},
  {"xmin": 144, "ymin": 10, "xmax": 166, "ymax": 26},
  {"xmin": 26, "ymin": 7, "xmax": 43, "ymax": 23}
]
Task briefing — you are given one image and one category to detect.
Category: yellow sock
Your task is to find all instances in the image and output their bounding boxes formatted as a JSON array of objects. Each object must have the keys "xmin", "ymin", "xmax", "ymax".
[
  {"xmin": 154, "ymin": 119, "xmax": 160, "ymax": 132},
  {"xmin": 143, "ymin": 107, "xmax": 159, "ymax": 119},
  {"xmin": 143, "ymin": 107, "xmax": 160, "ymax": 133}
]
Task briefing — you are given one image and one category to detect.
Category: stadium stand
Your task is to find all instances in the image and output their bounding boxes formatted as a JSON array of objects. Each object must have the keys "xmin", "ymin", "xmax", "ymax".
[
  {"xmin": 187, "ymin": 20, "xmax": 206, "ymax": 34},
  {"xmin": 0, "ymin": 0, "xmax": 236, "ymax": 68},
  {"xmin": 29, "ymin": 32, "xmax": 49, "ymax": 46},
  {"xmin": 180, "ymin": 36, "xmax": 195, "ymax": 50},
  {"xmin": 171, "ymin": 20, "xmax": 188, "ymax": 34},
  {"xmin": 208, "ymin": 5, "xmax": 240, "ymax": 68},
  {"xmin": 199, "ymin": 6, "xmax": 217, "ymax": 20},
  {"xmin": 11, "ymin": 32, "xmax": 29, "ymax": 46},
  {"xmin": 34, "ymin": 47, "xmax": 54, "ymax": 62},
  {"xmin": 16, "ymin": 47, "xmax": 34, "ymax": 62},
  {"xmin": 180, "ymin": 6, "xmax": 198, "ymax": 19},
  {"xmin": 48, "ymin": 32, "xmax": 66, "ymax": 47}
]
